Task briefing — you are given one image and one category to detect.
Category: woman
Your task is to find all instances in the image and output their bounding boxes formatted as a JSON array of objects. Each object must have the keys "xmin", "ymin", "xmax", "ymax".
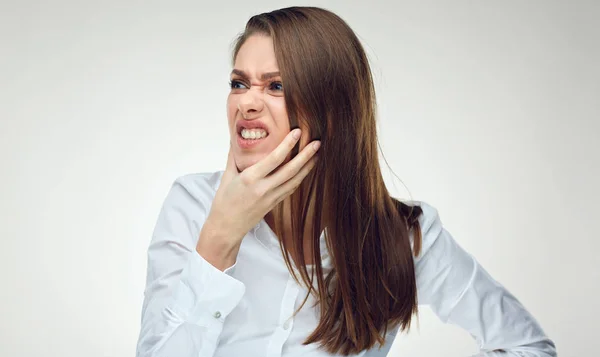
[{"xmin": 135, "ymin": 6, "xmax": 556, "ymax": 357}]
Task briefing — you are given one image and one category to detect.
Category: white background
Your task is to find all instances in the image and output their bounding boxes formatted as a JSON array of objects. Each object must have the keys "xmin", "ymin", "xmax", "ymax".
[{"xmin": 1, "ymin": 1, "xmax": 598, "ymax": 356}]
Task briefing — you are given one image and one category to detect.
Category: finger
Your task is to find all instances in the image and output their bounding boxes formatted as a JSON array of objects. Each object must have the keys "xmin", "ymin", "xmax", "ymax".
[
  {"xmin": 246, "ymin": 129, "xmax": 302, "ymax": 180},
  {"xmin": 268, "ymin": 154, "xmax": 318, "ymax": 204},
  {"xmin": 263, "ymin": 139, "xmax": 321, "ymax": 189}
]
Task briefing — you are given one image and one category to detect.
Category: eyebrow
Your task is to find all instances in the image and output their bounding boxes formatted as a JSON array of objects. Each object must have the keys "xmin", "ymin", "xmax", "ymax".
[{"xmin": 230, "ymin": 69, "xmax": 281, "ymax": 81}]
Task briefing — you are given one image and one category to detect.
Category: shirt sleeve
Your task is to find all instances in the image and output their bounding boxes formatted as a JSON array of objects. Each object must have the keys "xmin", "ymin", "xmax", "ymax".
[
  {"xmin": 135, "ymin": 176, "xmax": 246, "ymax": 357},
  {"xmin": 412, "ymin": 201, "xmax": 557, "ymax": 357}
]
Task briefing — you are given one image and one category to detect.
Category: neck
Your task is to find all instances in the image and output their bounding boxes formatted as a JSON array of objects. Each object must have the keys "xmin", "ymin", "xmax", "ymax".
[{"xmin": 264, "ymin": 180, "xmax": 322, "ymax": 265}]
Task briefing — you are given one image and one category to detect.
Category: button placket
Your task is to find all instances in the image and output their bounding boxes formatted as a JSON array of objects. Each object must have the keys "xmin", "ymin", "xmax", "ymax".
[{"xmin": 265, "ymin": 274, "xmax": 301, "ymax": 357}]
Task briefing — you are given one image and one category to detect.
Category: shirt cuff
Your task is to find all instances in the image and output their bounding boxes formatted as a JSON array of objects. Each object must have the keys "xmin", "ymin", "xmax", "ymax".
[{"xmin": 170, "ymin": 250, "xmax": 246, "ymax": 328}]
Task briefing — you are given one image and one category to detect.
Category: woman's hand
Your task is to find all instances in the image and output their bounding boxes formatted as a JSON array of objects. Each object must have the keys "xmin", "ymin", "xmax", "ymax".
[{"xmin": 197, "ymin": 128, "xmax": 321, "ymax": 270}]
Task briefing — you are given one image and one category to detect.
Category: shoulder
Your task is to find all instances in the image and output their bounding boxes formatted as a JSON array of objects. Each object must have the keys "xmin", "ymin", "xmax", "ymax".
[
  {"xmin": 403, "ymin": 200, "xmax": 441, "ymax": 233},
  {"xmin": 398, "ymin": 200, "xmax": 444, "ymax": 260},
  {"xmin": 171, "ymin": 170, "xmax": 225, "ymax": 197},
  {"xmin": 161, "ymin": 170, "xmax": 225, "ymax": 212}
]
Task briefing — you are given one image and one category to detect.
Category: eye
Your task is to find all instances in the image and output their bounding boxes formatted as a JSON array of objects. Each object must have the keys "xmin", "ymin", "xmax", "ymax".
[
  {"xmin": 229, "ymin": 80, "xmax": 246, "ymax": 90},
  {"xmin": 269, "ymin": 81, "xmax": 283, "ymax": 91},
  {"xmin": 228, "ymin": 79, "xmax": 283, "ymax": 93}
]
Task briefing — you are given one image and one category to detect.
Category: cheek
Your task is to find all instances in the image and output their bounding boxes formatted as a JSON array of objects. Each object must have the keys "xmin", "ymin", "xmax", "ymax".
[
  {"xmin": 267, "ymin": 98, "xmax": 289, "ymax": 130},
  {"xmin": 226, "ymin": 96, "xmax": 237, "ymax": 135},
  {"xmin": 263, "ymin": 132, "xmax": 287, "ymax": 155}
]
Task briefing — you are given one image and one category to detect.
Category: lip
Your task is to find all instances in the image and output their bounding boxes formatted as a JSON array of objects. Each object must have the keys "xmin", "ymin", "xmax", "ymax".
[
  {"xmin": 237, "ymin": 133, "xmax": 268, "ymax": 149},
  {"xmin": 236, "ymin": 120, "xmax": 270, "ymax": 135}
]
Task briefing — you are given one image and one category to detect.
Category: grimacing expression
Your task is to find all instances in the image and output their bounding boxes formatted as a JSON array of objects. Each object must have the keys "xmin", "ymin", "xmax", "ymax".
[{"xmin": 227, "ymin": 35, "xmax": 310, "ymax": 172}]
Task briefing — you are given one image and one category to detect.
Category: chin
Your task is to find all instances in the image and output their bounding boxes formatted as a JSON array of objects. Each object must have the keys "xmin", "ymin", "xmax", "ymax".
[{"xmin": 235, "ymin": 155, "xmax": 262, "ymax": 172}]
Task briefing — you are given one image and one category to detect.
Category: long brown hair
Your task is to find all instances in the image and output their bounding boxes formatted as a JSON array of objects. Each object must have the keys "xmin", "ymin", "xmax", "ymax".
[{"xmin": 230, "ymin": 6, "xmax": 424, "ymax": 355}]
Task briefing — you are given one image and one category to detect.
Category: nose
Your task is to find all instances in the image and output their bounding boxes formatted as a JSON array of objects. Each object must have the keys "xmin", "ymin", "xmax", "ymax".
[{"xmin": 238, "ymin": 89, "xmax": 264, "ymax": 119}]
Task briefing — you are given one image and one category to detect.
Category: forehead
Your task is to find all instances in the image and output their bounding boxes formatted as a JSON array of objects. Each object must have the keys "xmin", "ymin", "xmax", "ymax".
[{"xmin": 234, "ymin": 35, "xmax": 279, "ymax": 77}]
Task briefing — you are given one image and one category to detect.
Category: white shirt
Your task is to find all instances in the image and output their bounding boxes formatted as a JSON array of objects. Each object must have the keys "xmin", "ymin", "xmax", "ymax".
[{"xmin": 135, "ymin": 171, "xmax": 557, "ymax": 357}]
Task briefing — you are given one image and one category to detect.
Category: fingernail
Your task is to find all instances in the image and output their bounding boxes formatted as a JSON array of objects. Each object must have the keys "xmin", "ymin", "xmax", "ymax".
[
  {"xmin": 312, "ymin": 141, "xmax": 321, "ymax": 151},
  {"xmin": 292, "ymin": 129, "xmax": 301, "ymax": 140}
]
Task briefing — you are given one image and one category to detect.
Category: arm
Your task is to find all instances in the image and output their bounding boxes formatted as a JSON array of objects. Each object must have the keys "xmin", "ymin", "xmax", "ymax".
[
  {"xmin": 412, "ymin": 202, "xmax": 557, "ymax": 357},
  {"xmin": 135, "ymin": 176, "xmax": 246, "ymax": 357}
]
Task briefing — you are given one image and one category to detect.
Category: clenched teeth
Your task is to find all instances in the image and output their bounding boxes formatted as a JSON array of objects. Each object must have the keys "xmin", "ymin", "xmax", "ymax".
[{"xmin": 241, "ymin": 129, "xmax": 268, "ymax": 139}]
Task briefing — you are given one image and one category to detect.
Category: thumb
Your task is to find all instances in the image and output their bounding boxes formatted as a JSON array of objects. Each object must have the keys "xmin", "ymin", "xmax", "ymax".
[{"xmin": 221, "ymin": 142, "xmax": 238, "ymax": 184}]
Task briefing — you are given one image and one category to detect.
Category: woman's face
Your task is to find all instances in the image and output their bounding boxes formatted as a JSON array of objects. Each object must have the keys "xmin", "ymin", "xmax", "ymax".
[{"xmin": 227, "ymin": 35, "xmax": 301, "ymax": 172}]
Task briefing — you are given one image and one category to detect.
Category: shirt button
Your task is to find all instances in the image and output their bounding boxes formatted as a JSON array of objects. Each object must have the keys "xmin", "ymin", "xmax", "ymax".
[{"xmin": 213, "ymin": 311, "xmax": 222, "ymax": 319}]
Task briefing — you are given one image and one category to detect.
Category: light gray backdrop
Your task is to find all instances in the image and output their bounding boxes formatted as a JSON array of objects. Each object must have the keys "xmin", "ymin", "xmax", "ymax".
[{"xmin": 1, "ymin": 1, "xmax": 598, "ymax": 356}]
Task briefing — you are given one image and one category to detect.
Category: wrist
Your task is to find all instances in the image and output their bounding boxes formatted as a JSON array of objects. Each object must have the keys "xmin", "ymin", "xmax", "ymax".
[{"xmin": 196, "ymin": 219, "xmax": 240, "ymax": 271}]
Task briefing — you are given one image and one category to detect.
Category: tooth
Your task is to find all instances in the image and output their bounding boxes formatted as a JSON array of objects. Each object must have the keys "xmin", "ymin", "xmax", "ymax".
[{"xmin": 240, "ymin": 128, "xmax": 269, "ymax": 139}]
